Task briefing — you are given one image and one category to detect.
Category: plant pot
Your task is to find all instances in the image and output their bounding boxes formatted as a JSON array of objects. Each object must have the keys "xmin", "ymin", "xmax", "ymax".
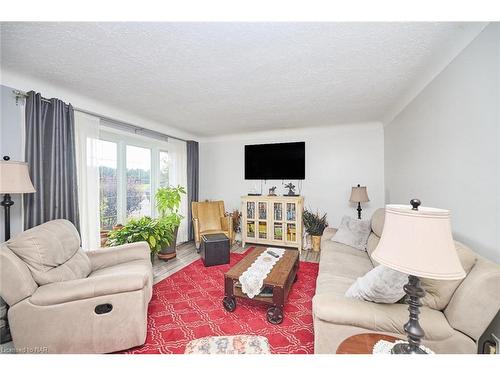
[
  {"xmin": 157, "ymin": 226, "xmax": 178, "ymax": 261},
  {"xmin": 311, "ymin": 235, "xmax": 321, "ymax": 252}
]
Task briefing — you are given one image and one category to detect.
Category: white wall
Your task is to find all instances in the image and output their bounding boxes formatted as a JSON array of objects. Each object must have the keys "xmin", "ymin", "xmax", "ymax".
[
  {"xmin": 0, "ymin": 85, "xmax": 24, "ymax": 242},
  {"xmin": 385, "ymin": 23, "xmax": 500, "ymax": 263},
  {"xmin": 200, "ymin": 122, "xmax": 385, "ymax": 228},
  {"xmin": 0, "ymin": 69, "xmax": 198, "ymax": 142}
]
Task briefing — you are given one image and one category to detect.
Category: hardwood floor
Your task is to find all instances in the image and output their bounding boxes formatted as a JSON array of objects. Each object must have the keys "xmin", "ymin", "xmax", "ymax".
[{"xmin": 152, "ymin": 241, "xmax": 320, "ymax": 284}]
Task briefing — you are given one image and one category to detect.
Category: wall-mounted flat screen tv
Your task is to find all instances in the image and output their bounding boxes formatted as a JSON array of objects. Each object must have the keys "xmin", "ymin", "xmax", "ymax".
[{"xmin": 245, "ymin": 141, "xmax": 305, "ymax": 180}]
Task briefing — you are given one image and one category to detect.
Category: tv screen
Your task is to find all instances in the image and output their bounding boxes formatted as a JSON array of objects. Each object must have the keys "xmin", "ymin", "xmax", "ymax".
[{"xmin": 245, "ymin": 142, "xmax": 305, "ymax": 180}]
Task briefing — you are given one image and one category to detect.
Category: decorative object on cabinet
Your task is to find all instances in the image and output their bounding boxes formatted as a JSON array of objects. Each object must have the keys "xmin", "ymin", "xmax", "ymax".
[
  {"xmin": 0, "ymin": 156, "xmax": 36, "ymax": 241},
  {"xmin": 371, "ymin": 199, "xmax": 465, "ymax": 354},
  {"xmin": 349, "ymin": 184, "xmax": 369, "ymax": 219},
  {"xmin": 284, "ymin": 182, "xmax": 297, "ymax": 196},
  {"xmin": 268, "ymin": 186, "xmax": 277, "ymax": 196},
  {"xmin": 302, "ymin": 209, "xmax": 328, "ymax": 252},
  {"xmin": 241, "ymin": 195, "xmax": 303, "ymax": 251}
]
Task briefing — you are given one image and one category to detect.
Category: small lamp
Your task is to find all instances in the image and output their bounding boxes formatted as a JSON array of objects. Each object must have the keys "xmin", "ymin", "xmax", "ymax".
[
  {"xmin": 349, "ymin": 184, "xmax": 369, "ymax": 219},
  {"xmin": 0, "ymin": 156, "xmax": 36, "ymax": 240},
  {"xmin": 371, "ymin": 199, "xmax": 465, "ymax": 354}
]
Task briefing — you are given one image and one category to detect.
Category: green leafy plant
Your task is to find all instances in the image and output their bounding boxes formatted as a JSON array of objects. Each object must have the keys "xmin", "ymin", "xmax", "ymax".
[
  {"xmin": 107, "ymin": 216, "xmax": 174, "ymax": 255},
  {"xmin": 230, "ymin": 209, "xmax": 241, "ymax": 233},
  {"xmin": 303, "ymin": 209, "xmax": 328, "ymax": 236},
  {"xmin": 155, "ymin": 185, "xmax": 186, "ymax": 227}
]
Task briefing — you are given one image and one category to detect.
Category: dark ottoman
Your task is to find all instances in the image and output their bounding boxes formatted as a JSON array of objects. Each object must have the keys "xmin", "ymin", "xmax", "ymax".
[{"xmin": 201, "ymin": 233, "xmax": 230, "ymax": 267}]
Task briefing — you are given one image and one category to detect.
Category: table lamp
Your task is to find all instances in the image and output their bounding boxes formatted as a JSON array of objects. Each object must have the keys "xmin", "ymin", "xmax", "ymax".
[
  {"xmin": 0, "ymin": 156, "xmax": 36, "ymax": 241},
  {"xmin": 349, "ymin": 184, "xmax": 369, "ymax": 219},
  {"xmin": 371, "ymin": 199, "xmax": 465, "ymax": 354}
]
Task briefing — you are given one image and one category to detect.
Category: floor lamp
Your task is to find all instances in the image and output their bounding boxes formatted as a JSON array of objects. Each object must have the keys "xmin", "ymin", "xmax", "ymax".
[
  {"xmin": 0, "ymin": 156, "xmax": 36, "ymax": 241},
  {"xmin": 372, "ymin": 199, "xmax": 465, "ymax": 354}
]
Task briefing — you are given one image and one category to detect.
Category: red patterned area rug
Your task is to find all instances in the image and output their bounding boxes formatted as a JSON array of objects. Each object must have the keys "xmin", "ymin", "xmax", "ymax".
[{"xmin": 123, "ymin": 248, "xmax": 319, "ymax": 354}]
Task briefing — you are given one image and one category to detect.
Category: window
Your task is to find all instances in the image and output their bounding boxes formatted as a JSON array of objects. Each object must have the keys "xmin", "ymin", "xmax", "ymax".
[
  {"xmin": 97, "ymin": 140, "xmax": 118, "ymax": 230},
  {"xmin": 159, "ymin": 151, "xmax": 169, "ymax": 187},
  {"xmin": 96, "ymin": 129, "xmax": 172, "ymax": 230},
  {"xmin": 126, "ymin": 145, "xmax": 151, "ymax": 219}
]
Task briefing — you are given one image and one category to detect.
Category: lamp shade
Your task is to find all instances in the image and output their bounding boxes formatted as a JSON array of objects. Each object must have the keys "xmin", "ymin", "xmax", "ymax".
[
  {"xmin": 349, "ymin": 185, "xmax": 369, "ymax": 203},
  {"xmin": 0, "ymin": 160, "xmax": 36, "ymax": 194},
  {"xmin": 371, "ymin": 204, "xmax": 465, "ymax": 280}
]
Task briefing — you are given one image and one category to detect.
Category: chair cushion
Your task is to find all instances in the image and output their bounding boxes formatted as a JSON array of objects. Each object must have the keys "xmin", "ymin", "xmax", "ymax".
[
  {"xmin": 30, "ymin": 271, "xmax": 149, "ymax": 306},
  {"xmin": 420, "ymin": 241, "xmax": 477, "ymax": 310},
  {"xmin": 6, "ymin": 219, "xmax": 91, "ymax": 285},
  {"xmin": 196, "ymin": 202, "xmax": 224, "ymax": 232}
]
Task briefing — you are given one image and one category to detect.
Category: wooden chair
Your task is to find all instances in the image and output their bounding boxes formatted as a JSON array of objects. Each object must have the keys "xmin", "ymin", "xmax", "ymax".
[{"xmin": 192, "ymin": 201, "xmax": 233, "ymax": 249}]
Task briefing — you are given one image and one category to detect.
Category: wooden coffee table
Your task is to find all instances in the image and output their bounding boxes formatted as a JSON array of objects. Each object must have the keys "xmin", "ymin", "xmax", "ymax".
[
  {"xmin": 336, "ymin": 333, "xmax": 398, "ymax": 354},
  {"xmin": 222, "ymin": 247, "xmax": 299, "ymax": 324}
]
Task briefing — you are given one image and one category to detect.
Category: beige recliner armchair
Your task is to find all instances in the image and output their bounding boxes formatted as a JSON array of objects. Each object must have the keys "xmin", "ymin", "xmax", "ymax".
[
  {"xmin": 192, "ymin": 200, "xmax": 233, "ymax": 249},
  {"xmin": 0, "ymin": 219, "xmax": 153, "ymax": 353}
]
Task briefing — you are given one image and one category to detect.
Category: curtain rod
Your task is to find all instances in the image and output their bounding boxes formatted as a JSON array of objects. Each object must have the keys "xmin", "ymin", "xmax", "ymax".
[{"xmin": 13, "ymin": 89, "xmax": 188, "ymax": 143}]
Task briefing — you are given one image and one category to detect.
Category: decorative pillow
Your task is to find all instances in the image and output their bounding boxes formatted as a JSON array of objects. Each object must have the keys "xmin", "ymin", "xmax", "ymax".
[
  {"xmin": 184, "ymin": 335, "xmax": 271, "ymax": 354},
  {"xmin": 345, "ymin": 265, "xmax": 408, "ymax": 303},
  {"xmin": 331, "ymin": 216, "xmax": 371, "ymax": 250},
  {"xmin": 420, "ymin": 241, "xmax": 477, "ymax": 310}
]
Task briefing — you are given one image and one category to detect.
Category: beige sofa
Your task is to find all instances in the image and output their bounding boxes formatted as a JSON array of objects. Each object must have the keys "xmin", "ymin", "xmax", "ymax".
[
  {"xmin": 313, "ymin": 209, "xmax": 500, "ymax": 354},
  {"xmin": 0, "ymin": 219, "xmax": 153, "ymax": 353}
]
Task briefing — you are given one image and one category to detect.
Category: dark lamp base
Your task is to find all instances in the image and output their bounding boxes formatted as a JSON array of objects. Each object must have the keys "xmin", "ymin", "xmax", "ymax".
[{"xmin": 391, "ymin": 342, "xmax": 427, "ymax": 354}]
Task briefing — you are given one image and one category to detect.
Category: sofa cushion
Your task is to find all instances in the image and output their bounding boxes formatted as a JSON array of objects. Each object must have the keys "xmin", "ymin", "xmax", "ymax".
[
  {"xmin": 312, "ymin": 294, "xmax": 455, "ymax": 341},
  {"xmin": 366, "ymin": 232, "xmax": 380, "ymax": 266},
  {"xmin": 420, "ymin": 241, "xmax": 477, "ymax": 310},
  {"xmin": 345, "ymin": 265, "xmax": 407, "ymax": 303},
  {"xmin": 331, "ymin": 216, "xmax": 371, "ymax": 250},
  {"xmin": 444, "ymin": 256, "xmax": 500, "ymax": 340},
  {"xmin": 6, "ymin": 219, "xmax": 91, "ymax": 285},
  {"xmin": 370, "ymin": 208, "xmax": 385, "ymax": 237},
  {"xmin": 315, "ymin": 274, "xmax": 355, "ymax": 296},
  {"xmin": 321, "ymin": 239, "xmax": 372, "ymax": 260},
  {"xmin": 319, "ymin": 251, "xmax": 373, "ymax": 280}
]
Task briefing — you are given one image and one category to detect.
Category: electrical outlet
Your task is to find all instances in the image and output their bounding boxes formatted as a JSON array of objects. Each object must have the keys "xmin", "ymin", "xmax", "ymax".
[{"xmin": 492, "ymin": 334, "xmax": 500, "ymax": 354}]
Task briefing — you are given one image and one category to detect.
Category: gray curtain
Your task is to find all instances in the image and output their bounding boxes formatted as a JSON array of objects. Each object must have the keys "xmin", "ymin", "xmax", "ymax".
[
  {"xmin": 24, "ymin": 91, "xmax": 80, "ymax": 232},
  {"xmin": 187, "ymin": 141, "xmax": 199, "ymax": 241}
]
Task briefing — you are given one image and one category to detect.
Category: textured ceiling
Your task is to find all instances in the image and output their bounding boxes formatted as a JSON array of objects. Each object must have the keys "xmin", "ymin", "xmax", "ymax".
[{"xmin": 0, "ymin": 22, "xmax": 485, "ymax": 136}]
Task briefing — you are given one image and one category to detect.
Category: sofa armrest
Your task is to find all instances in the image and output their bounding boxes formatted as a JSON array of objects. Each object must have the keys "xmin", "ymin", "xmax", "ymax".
[
  {"xmin": 87, "ymin": 242, "xmax": 150, "ymax": 271},
  {"xmin": 321, "ymin": 227, "xmax": 338, "ymax": 242},
  {"xmin": 313, "ymin": 294, "xmax": 455, "ymax": 341},
  {"xmin": 30, "ymin": 272, "xmax": 148, "ymax": 306}
]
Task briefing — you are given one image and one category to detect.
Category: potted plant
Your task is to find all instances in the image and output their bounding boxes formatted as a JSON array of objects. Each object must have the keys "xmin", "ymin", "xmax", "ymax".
[
  {"xmin": 155, "ymin": 185, "xmax": 186, "ymax": 260},
  {"xmin": 107, "ymin": 216, "xmax": 174, "ymax": 262},
  {"xmin": 303, "ymin": 209, "xmax": 328, "ymax": 252},
  {"xmin": 230, "ymin": 209, "xmax": 242, "ymax": 245}
]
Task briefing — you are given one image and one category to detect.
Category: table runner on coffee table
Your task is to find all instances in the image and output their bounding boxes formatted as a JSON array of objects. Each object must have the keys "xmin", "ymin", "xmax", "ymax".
[{"xmin": 238, "ymin": 248, "xmax": 285, "ymax": 298}]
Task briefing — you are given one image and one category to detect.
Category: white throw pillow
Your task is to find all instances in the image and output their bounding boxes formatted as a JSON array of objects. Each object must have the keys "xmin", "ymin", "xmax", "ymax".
[
  {"xmin": 345, "ymin": 265, "xmax": 408, "ymax": 303},
  {"xmin": 331, "ymin": 216, "xmax": 371, "ymax": 250}
]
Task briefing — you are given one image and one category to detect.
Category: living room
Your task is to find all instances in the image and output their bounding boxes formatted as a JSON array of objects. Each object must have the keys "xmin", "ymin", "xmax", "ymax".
[{"xmin": 1, "ymin": 1, "xmax": 499, "ymax": 373}]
